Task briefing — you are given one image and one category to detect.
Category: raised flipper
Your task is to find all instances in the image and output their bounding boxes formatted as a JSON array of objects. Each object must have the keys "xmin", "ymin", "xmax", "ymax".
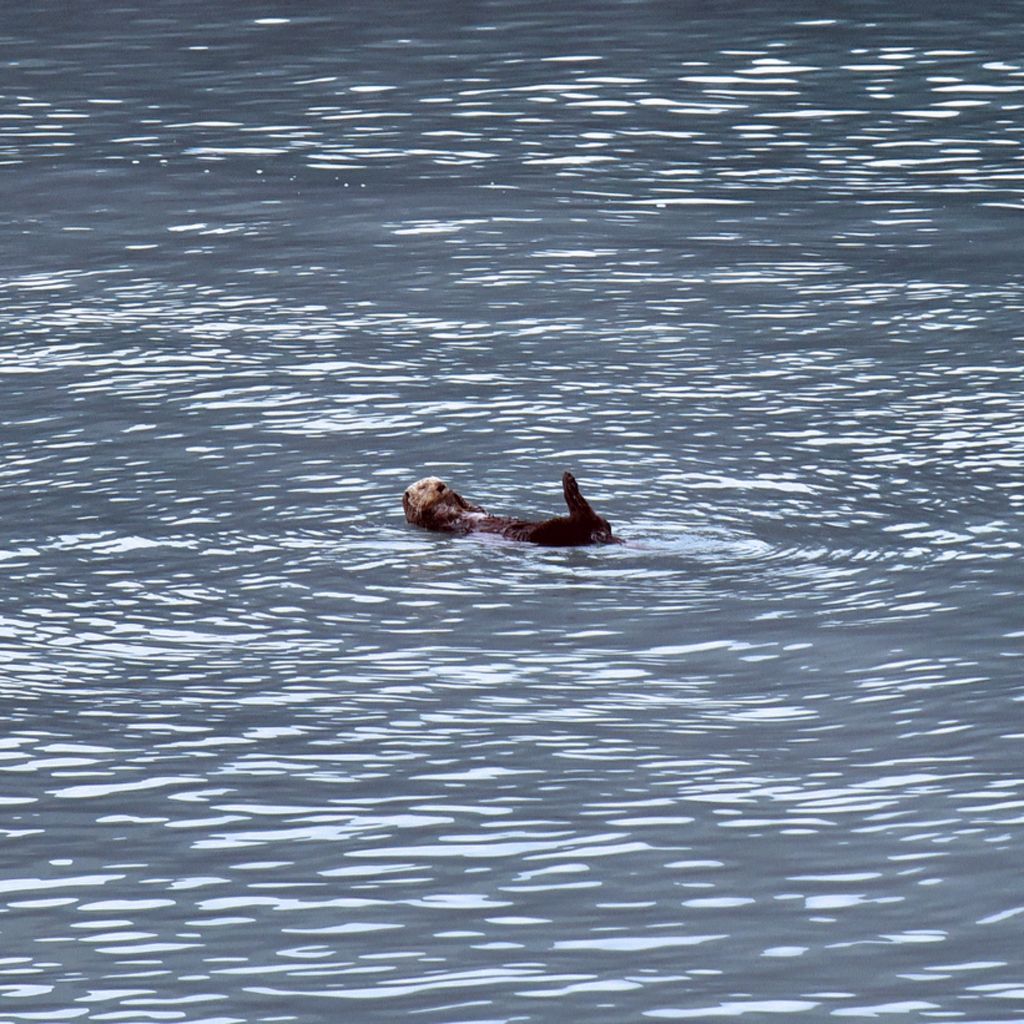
[{"xmin": 562, "ymin": 471, "xmax": 598, "ymax": 521}]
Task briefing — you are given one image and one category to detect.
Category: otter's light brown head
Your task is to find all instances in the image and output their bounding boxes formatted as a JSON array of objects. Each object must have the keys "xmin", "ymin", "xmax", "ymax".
[
  {"xmin": 403, "ymin": 476, "xmax": 450, "ymax": 525},
  {"xmin": 403, "ymin": 476, "xmax": 484, "ymax": 533}
]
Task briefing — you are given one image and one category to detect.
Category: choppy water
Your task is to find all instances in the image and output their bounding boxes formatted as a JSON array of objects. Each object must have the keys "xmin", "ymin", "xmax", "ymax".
[{"xmin": 1, "ymin": 3, "xmax": 1023, "ymax": 1022}]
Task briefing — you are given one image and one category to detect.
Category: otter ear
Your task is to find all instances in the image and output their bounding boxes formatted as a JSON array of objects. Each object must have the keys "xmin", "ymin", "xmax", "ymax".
[{"xmin": 562, "ymin": 471, "xmax": 598, "ymax": 519}]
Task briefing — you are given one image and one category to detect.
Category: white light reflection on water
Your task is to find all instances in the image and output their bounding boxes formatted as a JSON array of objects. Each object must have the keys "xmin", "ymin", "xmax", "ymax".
[{"xmin": 0, "ymin": 3, "xmax": 1023, "ymax": 1023}]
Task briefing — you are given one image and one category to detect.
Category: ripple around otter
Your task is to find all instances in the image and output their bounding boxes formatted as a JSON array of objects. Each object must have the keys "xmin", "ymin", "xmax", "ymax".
[
  {"xmin": 1, "ymin": 3, "xmax": 1023, "ymax": 1023},
  {"xmin": 617, "ymin": 525, "xmax": 773, "ymax": 560}
]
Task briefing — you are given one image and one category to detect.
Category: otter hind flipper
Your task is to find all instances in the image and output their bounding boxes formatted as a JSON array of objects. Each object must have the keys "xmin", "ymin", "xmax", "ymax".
[{"xmin": 562, "ymin": 471, "xmax": 598, "ymax": 521}]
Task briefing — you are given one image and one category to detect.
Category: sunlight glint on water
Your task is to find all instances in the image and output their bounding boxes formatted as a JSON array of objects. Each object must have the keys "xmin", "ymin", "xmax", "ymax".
[{"xmin": 0, "ymin": 3, "xmax": 1022, "ymax": 1022}]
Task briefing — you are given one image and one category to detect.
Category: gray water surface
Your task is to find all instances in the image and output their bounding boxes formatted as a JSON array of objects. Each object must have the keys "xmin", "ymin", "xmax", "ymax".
[{"xmin": 1, "ymin": 3, "xmax": 1023, "ymax": 1022}]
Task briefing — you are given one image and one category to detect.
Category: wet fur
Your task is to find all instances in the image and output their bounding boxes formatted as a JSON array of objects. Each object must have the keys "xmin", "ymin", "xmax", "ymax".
[{"xmin": 403, "ymin": 472, "xmax": 619, "ymax": 546}]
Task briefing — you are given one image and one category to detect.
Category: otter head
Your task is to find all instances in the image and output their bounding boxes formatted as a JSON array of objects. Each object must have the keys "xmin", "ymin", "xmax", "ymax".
[
  {"xmin": 403, "ymin": 476, "xmax": 484, "ymax": 533},
  {"xmin": 403, "ymin": 476, "xmax": 451, "ymax": 525},
  {"xmin": 588, "ymin": 516, "xmax": 617, "ymax": 545}
]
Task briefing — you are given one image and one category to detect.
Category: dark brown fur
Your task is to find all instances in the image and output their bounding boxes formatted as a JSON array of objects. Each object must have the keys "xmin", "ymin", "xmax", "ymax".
[{"xmin": 403, "ymin": 472, "xmax": 620, "ymax": 546}]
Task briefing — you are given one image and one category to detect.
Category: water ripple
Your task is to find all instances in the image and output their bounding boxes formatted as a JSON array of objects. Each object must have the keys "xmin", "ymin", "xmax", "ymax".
[{"xmin": 0, "ymin": 4, "xmax": 1022, "ymax": 1022}]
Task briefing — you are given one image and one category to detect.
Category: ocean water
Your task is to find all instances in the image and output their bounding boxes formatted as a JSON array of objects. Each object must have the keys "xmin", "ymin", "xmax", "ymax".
[{"xmin": 1, "ymin": 3, "xmax": 1022, "ymax": 1022}]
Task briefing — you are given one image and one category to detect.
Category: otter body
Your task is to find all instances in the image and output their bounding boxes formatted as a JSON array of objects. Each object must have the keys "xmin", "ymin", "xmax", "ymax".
[{"xmin": 403, "ymin": 472, "xmax": 619, "ymax": 546}]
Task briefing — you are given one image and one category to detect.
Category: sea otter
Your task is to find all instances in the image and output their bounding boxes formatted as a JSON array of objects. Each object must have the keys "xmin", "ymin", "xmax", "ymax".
[{"xmin": 403, "ymin": 471, "xmax": 620, "ymax": 546}]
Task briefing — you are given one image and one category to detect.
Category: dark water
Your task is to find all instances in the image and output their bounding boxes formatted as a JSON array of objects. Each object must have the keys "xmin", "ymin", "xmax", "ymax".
[{"xmin": 2, "ymin": 3, "xmax": 1023, "ymax": 1022}]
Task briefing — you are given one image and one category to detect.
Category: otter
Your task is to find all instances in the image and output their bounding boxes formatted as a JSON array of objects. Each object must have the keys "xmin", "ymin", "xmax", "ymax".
[{"xmin": 403, "ymin": 471, "xmax": 620, "ymax": 546}]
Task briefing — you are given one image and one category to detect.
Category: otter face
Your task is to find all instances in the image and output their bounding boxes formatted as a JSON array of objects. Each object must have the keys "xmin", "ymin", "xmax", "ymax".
[
  {"xmin": 403, "ymin": 476, "xmax": 449, "ymax": 524},
  {"xmin": 590, "ymin": 517, "xmax": 617, "ymax": 544}
]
